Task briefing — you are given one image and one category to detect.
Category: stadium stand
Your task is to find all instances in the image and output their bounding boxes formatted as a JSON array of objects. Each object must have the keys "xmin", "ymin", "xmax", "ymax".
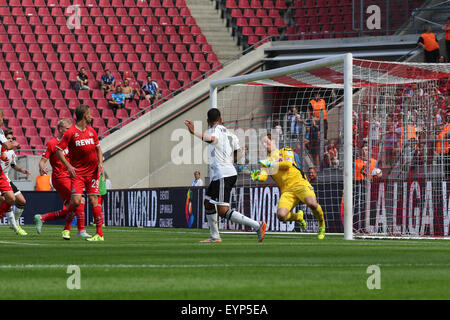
[
  {"xmin": 0, "ymin": 0, "xmax": 221, "ymax": 153},
  {"xmin": 216, "ymin": 0, "xmax": 426, "ymax": 49}
]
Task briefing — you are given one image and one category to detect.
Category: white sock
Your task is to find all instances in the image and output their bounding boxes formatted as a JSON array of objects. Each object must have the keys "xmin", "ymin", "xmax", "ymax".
[
  {"xmin": 15, "ymin": 207, "xmax": 24, "ymax": 226},
  {"xmin": 206, "ymin": 211, "xmax": 221, "ymax": 240},
  {"xmin": 227, "ymin": 210, "xmax": 260, "ymax": 230},
  {"xmin": 206, "ymin": 213, "xmax": 220, "ymax": 239},
  {"xmin": 15, "ymin": 207, "xmax": 24, "ymax": 221},
  {"xmin": 6, "ymin": 210, "xmax": 18, "ymax": 232}
]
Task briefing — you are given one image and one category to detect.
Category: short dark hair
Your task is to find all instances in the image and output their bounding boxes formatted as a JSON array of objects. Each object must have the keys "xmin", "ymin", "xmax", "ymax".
[
  {"xmin": 207, "ymin": 108, "xmax": 221, "ymax": 123},
  {"xmin": 4, "ymin": 129, "xmax": 12, "ymax": 136},
  {"xmin": 75, "ymin": 104, "xmax": 90, "ymax": 122}
]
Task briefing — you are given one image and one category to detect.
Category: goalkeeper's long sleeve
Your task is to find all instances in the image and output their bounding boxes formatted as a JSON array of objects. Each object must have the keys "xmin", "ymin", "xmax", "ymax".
[{"xmin": 278, "ymin": 160, "xmax": 294, "ymax": 170}]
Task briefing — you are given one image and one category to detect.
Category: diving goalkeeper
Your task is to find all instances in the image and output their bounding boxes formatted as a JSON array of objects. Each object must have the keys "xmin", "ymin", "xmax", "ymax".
[{"xmin": 251, "ymin": 134, "xmax": 326, "ymax": 240}]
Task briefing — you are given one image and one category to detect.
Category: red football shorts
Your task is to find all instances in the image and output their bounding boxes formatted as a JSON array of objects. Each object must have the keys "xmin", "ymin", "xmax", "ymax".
[
  {"xmin": 71, "ymin": 173, "xmax": 100, "ymax": 196},
  {"xmin": 51, "ymin": 176, "xmax": 72, "ymax": 203},
  {"xmin": 0, "ymin": 171, "xmax": 12, "ymax": 194}
]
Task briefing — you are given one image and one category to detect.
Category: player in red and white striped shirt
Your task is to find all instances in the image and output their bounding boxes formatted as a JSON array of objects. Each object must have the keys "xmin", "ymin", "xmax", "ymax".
[
  {"xmin": 56, "ymin": 104, "xmax": 105, "ymax": 241},
  {"xmin": 34, "ymin": 118, "xmax": 90, "ymax": 238}
]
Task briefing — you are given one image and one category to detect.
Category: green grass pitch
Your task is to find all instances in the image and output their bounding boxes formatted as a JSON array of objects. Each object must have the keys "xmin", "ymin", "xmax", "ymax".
[{"xmin": 0, "ymin": 225, "xmax": 449, "ymax": 300}]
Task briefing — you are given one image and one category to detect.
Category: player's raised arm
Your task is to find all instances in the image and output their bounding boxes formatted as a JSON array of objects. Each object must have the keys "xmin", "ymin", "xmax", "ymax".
[
  {"xmin": 1, "ymin": 137, "xmax": 19, "ymax": 151},
  {"xmin": 184, "ymin": 120, "xmax": 217, "ymax": 144}
]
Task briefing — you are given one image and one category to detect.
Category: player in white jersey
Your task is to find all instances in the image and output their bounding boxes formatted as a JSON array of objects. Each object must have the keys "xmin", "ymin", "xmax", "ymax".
[
  {"xmin": 0, "ymin": 129, "xmax": 31, "ymax": 235},
  {"xmin": 185, "ymin": 108, "xmax": 266, "ymax": 243},
  {"xmin": 0, "ymin": 110, "xmax": 22, "ymax": 231}
]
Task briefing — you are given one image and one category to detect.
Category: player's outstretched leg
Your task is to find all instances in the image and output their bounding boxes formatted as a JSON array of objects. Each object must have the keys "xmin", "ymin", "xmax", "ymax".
[
  {"xmin": 221, "ymin": 207, "xmax": 266, "ymax": 242},
  {"xmin": 35, "ymin": 208, "xmax": 68, "ymax": 234}
]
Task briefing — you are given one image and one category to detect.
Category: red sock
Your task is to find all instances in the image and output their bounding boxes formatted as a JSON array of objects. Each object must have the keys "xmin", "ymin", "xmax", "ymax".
[
  {"xmin": 0, "ymin": 201, "xmax": 11, "ymax": 219},
  {"xmin": 64, "ymin": 203, "xmax": 78, "ymax": 231},
  {"xmin": 75, "ymin": 201, "xmax": 86, "ymax": 232},
  {"xmin": 41, "ymin": 209, "xmax": 68, "ymax": 222},
  {"xmin": 92, "ymin": 205, "xmax": 104, "ymax": 237}
]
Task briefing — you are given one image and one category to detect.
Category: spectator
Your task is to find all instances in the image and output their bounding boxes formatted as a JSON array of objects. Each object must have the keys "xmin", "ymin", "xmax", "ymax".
[
  {"xmin": 395, "ymin": 116, "xmax": 417, "ymax": 147},
  {"xmin": 273, "ymin": 118, "xmax": 283, "ymax": 137},
  {"xmin": 75, "ymin": 67, "xmax": 90, "ymax": 91},
  {"xmin": 108, "ymin": 86, "xmax": 125, "ymax": 112},
  {"xmin": 191, "ymin": 170, "xmax": 204, "ymax": 187},
  {"xmin": 442, "ymin": 16, "xmax": 450, "ymax": 60},
  {"xmin": 140, "ymin": 74, "xmax": 161, "ymax": 106},
  {"xmin": 308, "ymin": 167, "xmax": 318, "ymax": 183},
  {"xmin": 324, "ymin": 139, "xmax": 339, "ymax": 169},
  {"xmin": 309, "ymin": 92, "xmax": 328, "ymax": 139},
  {"xmin": 237, "ymin": 146, "xmax": 251, "ymax": 174},
  {"xmin": 417, "ymin": 25, "xmax": 440, "ymax": 63},
  {"xmin": 381, "ymin": 120, "xmax": 399, "ymax": 175},
  {"xmin": 355, "ymin": 144, "xmax": 382, "ymax": 181},
  {"xmin": 287, "ymin": 106, "xmax": 305, "ymax": 141},
  {"xmin": 121, "ymin": 79, "xmax": 137, "ymax": 101},
  {"xmin": 35, "ymin": 173, "xmax": 52, "ymax": 191},
  {"xmin": 100, "ymin": 69, "xmax": 115, "ymax": 96},
  {"xmin": 439, "ymin": 55, "xmax": 447, "ymax": 63},
  {"xmin": 436, "ymin": 118, "xmax": 450, "ymax": 180},
  {"xmin": 309, "ymin": 117, "xmax": 321, "ymax": 168}
]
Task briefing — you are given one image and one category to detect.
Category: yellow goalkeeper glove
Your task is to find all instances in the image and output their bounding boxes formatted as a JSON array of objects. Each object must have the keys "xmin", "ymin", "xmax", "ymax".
[
  {"xmin": 250, "ymin": 169, "xmax": 261, "ymax": 181},
  {"xmin": 258, "ymin": 159, "xmax": 274, "ymax": 168}
]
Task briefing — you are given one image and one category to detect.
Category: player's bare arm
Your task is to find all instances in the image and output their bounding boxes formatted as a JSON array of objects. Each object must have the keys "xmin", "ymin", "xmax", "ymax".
[
  {"xmin": 97, "ymin": 146, "xmax": 104, "ymax": 175},
  {"xmin": 39, "ymin": 158, "xmax": 49, "ymax": 175},
  {"xmin": 12, "ymin": 163, "xmax": 31, "ymax": 176},
  {"xmin": 56, "ymin": 148, "xmax": 76, "ymax": 178},
  {"xmin": 1, "ymin": 140, "xmax": 19, "ymax": 151},
  {"xmin": 184, "ymin": 120, "xmax": 217, "ymax": 144}
]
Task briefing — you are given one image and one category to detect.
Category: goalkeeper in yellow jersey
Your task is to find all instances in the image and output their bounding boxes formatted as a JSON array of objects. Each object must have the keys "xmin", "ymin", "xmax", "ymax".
[{"xmin": 251, "ymin": 134, "xmax": 326, "ymax": 239}]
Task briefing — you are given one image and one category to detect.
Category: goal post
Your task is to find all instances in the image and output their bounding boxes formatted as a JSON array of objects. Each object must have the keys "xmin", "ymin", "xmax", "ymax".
[{"xmin": 209, "ymin": 53, "xmax": 450, "ymax": 239}]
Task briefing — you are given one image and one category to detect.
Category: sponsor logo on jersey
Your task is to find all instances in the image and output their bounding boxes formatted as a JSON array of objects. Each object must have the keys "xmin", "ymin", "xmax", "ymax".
[{"xmin": 75, "ymin": 138, "xmax": 95, "ymax": 147}]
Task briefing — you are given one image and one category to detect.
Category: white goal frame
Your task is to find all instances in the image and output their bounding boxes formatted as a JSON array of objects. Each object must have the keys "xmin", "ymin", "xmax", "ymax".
[{"xmin": 209, "ymin": 53, "xmax": 355, "ymax": 240}]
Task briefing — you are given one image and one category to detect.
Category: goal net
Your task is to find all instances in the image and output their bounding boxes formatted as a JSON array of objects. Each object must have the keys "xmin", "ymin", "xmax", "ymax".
[{"xmin": 210, "ymin": 54, "xmax": 450, "ymax": 239}]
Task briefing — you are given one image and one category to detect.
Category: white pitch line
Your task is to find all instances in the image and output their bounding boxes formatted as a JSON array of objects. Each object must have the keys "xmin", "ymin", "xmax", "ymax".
[
  {"xmin": 0, "ymin": 241, "xmax": 41, "ymax": 246},
  {"xmin": 0, "ymin": 263, "xmax": 450, "ymax": 269}
]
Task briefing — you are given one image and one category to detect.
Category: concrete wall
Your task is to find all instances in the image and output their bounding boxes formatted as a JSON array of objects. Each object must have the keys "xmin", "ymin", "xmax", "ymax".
[
  {"xmin": 149, "ymin": 99, "xmax": 209, "ymax": 188},
  {"xmin": 101, "ymin": 42, "xmax": 270, "ymax": 189}
]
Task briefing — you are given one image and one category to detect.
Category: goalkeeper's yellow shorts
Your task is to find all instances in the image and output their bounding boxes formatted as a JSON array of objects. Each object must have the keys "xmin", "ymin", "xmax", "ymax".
[{"xmin": 278, "ymin": 183, "xmax": 316, "ymax": 211}]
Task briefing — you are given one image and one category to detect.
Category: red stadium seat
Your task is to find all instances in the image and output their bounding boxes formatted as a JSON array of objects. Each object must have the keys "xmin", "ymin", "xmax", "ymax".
[
  {"xmin": 30, "ymin": 108, "xmax": 44, "ymax": 119},
  {"xmin": 26, "ymin": 99, "xmax": 41, "ymax": 111},
  {"xmin": 50, "ymin": 90, "xmax": 64, "ymax": 100},
  {"xmin": 16, "ymin": 109, "xmax": 30, "ymax": 119},
  {"xmin": 54, "ymin": 99, "xmax": 68, "ymax": 110}
]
